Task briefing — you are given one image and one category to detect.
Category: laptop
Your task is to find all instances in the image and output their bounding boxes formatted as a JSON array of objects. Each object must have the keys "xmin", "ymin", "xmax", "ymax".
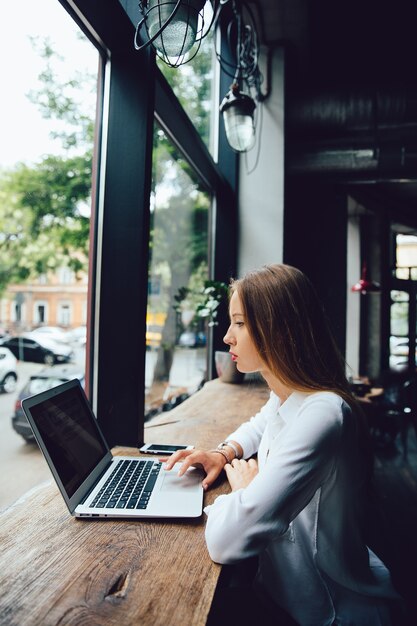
[{"xmin": 21, "ymin": 378, "xmax": 203, "ymax": 519}]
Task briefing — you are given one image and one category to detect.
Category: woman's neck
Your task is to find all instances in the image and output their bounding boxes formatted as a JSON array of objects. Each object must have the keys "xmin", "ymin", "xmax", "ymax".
[{"xmin": 262, "ymin": 371, "xmax": 294, "ymax": 404}]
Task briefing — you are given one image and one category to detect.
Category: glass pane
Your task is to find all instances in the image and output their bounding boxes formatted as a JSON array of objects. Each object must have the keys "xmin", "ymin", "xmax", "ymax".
[
  {"xmin": 157, "ymin": 28, "xmax": 216, "ymax": 156},
  {"xmin": 396, "ymin": 234, "xmax": 417, "ymax": 277},
  {"xmin": 146, "ymin": 123, "xmax": 210, "ymax": 419},
  {"xmin": 390, "ymin": 290, "xmax": 409, "ymax": 369},
  {"xmin": 0, "ymin": 0, "xmax": 99, "ymax": 509},
  {"xmin": 391, "ymin": 290, "xmax": 409, "ymax": 302},
  {"xmin": 395, "ymin": 267, "xmax": 410, "ymax": 280},
  {"xmin": 390, "ymin": 299, "xmax": 409, "ymax": 337}
]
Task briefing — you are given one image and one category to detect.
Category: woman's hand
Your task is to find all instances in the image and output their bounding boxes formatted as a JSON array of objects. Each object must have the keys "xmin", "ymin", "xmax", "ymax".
[
  {"xmin": 163, "ymin": 448, "xmax": 228, "ymax": 491},
  {"xmin": 224, "ymin": 458, "xmax": 258, "ymax": 491}
]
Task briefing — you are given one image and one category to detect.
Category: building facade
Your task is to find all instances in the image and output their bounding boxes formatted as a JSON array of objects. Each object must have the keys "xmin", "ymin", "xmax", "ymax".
[{"xmin": 0, "ymin": 267, "xmax": 87, "ymax": 333}]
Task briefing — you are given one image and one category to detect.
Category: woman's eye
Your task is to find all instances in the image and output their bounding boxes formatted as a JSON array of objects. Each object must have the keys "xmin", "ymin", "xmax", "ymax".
[{"xmin": 235, "ymin": 321, "xmax": 244, "ymax": 327}]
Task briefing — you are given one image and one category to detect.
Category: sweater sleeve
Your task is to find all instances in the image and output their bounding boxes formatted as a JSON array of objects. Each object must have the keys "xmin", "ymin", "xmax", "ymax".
[{"xmin": 205, "ymin": 394, "xmax": 343, "ymax": 564}]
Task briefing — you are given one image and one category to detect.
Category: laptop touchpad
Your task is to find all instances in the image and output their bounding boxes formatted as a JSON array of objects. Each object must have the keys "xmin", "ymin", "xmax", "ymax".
[{"xmin": 160, "ymin": 470, "xmax": 201, "ymax": 491}]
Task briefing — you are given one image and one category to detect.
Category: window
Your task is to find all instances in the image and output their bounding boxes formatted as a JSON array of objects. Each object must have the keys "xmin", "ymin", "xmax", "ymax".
[
  {"xmin": 58, "ymin": 303, "xmax": 72, "ymax": 326},
  {"xmin": 59, "ymin": 267, "xmax": 75, "ymax": 285},
  {"xmin": 34, "ymin": 302, "xmax": 48, "ymax": 324},
  {"xmin": 389, "ymin": 234, "xmax": 417, "ymax": 370},
  {"xmin": 0, "ymin": 0, "xmax": 237, "ymax": 508},
  {"xmin": 0, "ymin": 0, "xmax": 100, "ymax": 506},
  {"xmin": 390, "ymin": 290, "xmax": 409, "ymax": 335},
  {"xmin": 395, "ymin": 234, "xmax": 417, "ymax": 279},
  {"xmin": 145, "ymin": 123, "xmax": 210, "ymax": 418},
  {"xmin": 14, "ymin": 303, "xmax": 23, "ymax": 324},
  {"xmin": 157, "ymin": 28, "xmax": 216, "ymax": 156},
  {"xmin": 13, "ymin": 1, "xmax": 237, "ymax": 450}
]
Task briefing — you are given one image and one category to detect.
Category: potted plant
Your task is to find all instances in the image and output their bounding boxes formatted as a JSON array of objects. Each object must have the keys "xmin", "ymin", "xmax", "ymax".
[
  {"xmin": 174, "ymin": 279, "xmax": 228, "ymax": 328},
  {"xmin": 174, "ymin": 279, "xmax": 244, "ymax": 383}
]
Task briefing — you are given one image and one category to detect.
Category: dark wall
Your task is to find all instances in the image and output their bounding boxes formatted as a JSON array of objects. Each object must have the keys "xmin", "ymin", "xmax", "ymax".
[{"xmin": 283, "ymin": 180, "xmax": 348, "ymax": 357}]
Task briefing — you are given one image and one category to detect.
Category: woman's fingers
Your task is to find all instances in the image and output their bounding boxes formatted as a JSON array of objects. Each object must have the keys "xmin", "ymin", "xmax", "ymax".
[
  {"xmin": 164, "ymin": 449, "xmax": 227, "ymax": 490},
  {"xmin": 224, "ymin": 458, "xmax": 258, "ymax": 491},
  {"xmin": 202, "ymin": 467, "xmax": 223, "ymax": 491},
  {"xmin": 177, "ymin": 453, "xmax": 201, "ymax": 476},
  {"xmin": 163, "ymin": 448, "xmax": 194, "ymax": 470}
]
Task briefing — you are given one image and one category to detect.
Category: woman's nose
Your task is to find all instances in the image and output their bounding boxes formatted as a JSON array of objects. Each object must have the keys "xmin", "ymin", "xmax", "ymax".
[{"xmin": 223, "ymin": 327, "xmax": 234, "ymax": 345}]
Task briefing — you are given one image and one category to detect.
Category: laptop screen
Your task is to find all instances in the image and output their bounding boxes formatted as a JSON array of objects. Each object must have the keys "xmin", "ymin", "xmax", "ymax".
[{"xmin": 29, "ymin": 385, "xmax": 108, "ymax": 498}]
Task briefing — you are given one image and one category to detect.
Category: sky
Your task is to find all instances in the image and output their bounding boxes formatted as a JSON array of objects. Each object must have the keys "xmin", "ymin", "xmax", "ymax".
[{"xmin": 0, "ymin": 0, "xmax": 98, "ymax": 169}]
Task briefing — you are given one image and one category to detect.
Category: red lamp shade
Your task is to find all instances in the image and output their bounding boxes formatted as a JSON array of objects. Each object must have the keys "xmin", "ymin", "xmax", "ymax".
[{"xmin": 351, "ymin": 263, "xmax": 381, "ymax": 294}]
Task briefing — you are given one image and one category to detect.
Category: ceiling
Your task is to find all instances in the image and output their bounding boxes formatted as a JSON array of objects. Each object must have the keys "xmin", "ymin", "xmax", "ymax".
[{"xmin": 252, "ymin": 0, "xmax": 417, "ymax": 232}]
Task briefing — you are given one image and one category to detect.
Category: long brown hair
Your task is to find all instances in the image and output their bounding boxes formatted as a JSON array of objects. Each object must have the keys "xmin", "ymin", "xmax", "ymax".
[
  {"xmin": 231, "ymin": 264, "xmax": 374, "ymax": 499},
  {"xmin": 231, "ymin": 264, "xmax": 353, "ymax": 404}
]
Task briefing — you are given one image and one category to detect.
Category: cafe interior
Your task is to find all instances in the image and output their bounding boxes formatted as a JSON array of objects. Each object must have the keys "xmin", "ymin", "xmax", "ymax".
[{"xmin": 2, "ymin": 0, "xmax": 417, "ymax": 624}]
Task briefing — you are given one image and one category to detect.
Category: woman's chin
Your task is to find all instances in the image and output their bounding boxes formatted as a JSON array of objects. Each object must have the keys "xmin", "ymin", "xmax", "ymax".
[{"xmin": 236, "ymin": 364, "xmax": 258, "ymax": 374}]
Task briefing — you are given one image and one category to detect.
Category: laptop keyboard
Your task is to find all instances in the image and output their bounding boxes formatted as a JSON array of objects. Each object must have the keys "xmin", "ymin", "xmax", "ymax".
[{"xmin": 91, "ymin": 459, "xmax": 161, "ymax": 510}]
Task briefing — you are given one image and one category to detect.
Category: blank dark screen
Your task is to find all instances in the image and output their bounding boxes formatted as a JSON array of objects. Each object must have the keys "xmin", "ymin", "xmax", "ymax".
[
  {"xmin": 148, "ymin": 444, "xmax": 188, "ymax": 452},
  {"xmin": 29, "ymin": 386, "xmax": 108, "ymax": 498}
]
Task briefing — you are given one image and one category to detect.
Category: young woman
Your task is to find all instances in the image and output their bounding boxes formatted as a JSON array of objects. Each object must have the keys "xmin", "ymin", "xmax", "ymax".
[{"xmin": 164, "ymin": 264, "xmax": 402, "ymax": 626}]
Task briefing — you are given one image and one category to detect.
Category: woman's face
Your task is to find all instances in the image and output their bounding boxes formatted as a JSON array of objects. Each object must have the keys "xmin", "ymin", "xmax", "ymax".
[{"xmin": 223, "ymin": 290, "xmax": 265, "ymax": 373}]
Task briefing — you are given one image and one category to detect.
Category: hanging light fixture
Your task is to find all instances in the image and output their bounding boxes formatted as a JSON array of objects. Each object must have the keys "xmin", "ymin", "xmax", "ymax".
[
  {"xmin": 134, "ymin": 0, "xmax": 213, "ymax": 67},
  {"xmin": 133, "ymin": 0, "xmax": 270, "ymax": 154},
  {"xmin": 220, "ymin": 83, "xmax": 256, "ymax": 152},
  {"xmin": 351, "ymin": 262, "xmax": 381, "ymax": 294},
  {"xmin": 216, "ymin": 0, "xmax": 268, "ymax": 153}
]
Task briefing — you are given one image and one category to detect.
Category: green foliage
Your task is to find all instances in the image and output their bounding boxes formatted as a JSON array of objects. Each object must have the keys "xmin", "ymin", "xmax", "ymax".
[
  {"xmin": 174, "ymin": 274, "xmax": 229, "ymax": 327},
  {"xmin": 149, "ymin": 123, "xmax": 210, "ymax": 309},
  {"xmin": 27, "ymin": 35, "xmax": 95, "ymax": 149},
  {"xmin": 148, "ymin": 37, "xmax": 214, "ymax": 360},
  {"xmin": 150, "ymin": 29, "xmax": 214, "ymax": 279},
  {"xmin": 0, "ymin": 164, "xmax": 89, "ymax": 293},
  {"xmin": 157, "ymin": 30, "xmax": 214, "ymax": 145},
  {"xmin": 0, "ymin": 36, "xmax": 94, "ymax": 296}
]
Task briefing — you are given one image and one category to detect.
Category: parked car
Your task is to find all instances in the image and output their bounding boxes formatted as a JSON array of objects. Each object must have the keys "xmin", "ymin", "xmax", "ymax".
[
  {"xmin": 0, "ymin": 347, "xmax": 18, "ymax": 393},
  {"xmin": 2, "ymin": 334, "xmax": 74, "ymax": 365},
  {"xmin": 66, "ymin": 325, "xmax": 87, "ymax": 346},
  {"xmin": 0, "ymin": 327, "xmax": 11, "ymax": 345},
  {"xmin": 30, "ymin": 326, "xmax": 70, "ymax": 344},
  {"xmin": 178, "ymin": 330, "xmax": 206, "ymax": 348},
  {"xmin": 11, "ymin": 364, "xmax": 85, "ymax": 442}
]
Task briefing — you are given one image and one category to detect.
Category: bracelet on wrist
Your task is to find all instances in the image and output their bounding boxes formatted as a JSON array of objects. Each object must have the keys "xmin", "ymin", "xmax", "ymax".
[
  {"xmin": 210, "ymin": 448, "xmax": 232, "ymax": 464},
  {"xmin": 217, "ymin": 440, "xmax": 241, "ymax": 460}
]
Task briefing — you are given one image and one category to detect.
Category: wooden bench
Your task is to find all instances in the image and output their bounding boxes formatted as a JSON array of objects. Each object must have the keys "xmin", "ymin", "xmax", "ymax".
[{"xmin": 0, "ymin": 378, "xmax": 269, "ymax": 626}]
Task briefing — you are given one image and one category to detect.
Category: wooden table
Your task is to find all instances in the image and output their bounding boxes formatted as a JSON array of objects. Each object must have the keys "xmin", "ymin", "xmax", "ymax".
[{"xmin": 0, "ymin": 378, "xmax": 269, "ymax": 626}]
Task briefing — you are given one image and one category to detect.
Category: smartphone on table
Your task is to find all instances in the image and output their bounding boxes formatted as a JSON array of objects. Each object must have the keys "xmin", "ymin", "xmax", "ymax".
[{"xmin": 139, "ymin": 443, "xmax": 194, "ymax": 455}]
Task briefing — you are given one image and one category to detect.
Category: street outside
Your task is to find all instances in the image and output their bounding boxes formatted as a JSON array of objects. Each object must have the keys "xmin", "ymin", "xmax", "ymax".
[
  {"xmin": 0, "ymin": 346, "xmax": 206, "ymax": 511},
  {"xmin": 0, "ymin": 347, "xmax": 86, "ymax": 511}
]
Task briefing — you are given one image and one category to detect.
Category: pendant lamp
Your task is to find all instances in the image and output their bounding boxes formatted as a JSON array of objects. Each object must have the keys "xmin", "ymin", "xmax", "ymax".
[
  {"xmin": 220, "ymin": 84, "xmax": 256, "ymax": 152},
  {"xmin": 134, "ymin": 0, "xmax": 209, "ymax": 65},
  {"xmin": 351, "ymin": 263, "xmax": 381, "ymax": 294}
]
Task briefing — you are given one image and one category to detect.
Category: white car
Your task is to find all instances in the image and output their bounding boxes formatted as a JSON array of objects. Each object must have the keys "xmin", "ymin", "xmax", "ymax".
[
  {"xmin": 30, "ymin": 326, "xmax": 70, "ymax": 344},
  {"xmin": 0, "ymin": 347, "xmax": 18, "ymax": 393},
  {"xmin": 66, "ymin": 325, "xmax": 87, "ymax": 346}
]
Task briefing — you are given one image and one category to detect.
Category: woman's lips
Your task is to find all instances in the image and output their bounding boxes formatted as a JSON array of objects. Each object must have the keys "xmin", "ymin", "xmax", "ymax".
[{"xmin": 230, "ymin": 352, "xmax": 237, "ymax": 361}]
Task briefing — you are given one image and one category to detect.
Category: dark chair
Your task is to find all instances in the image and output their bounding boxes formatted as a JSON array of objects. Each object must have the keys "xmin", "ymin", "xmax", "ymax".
[{"xmin": 369, "ymin": 370, "xmax": 417, "ymax": 458}]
